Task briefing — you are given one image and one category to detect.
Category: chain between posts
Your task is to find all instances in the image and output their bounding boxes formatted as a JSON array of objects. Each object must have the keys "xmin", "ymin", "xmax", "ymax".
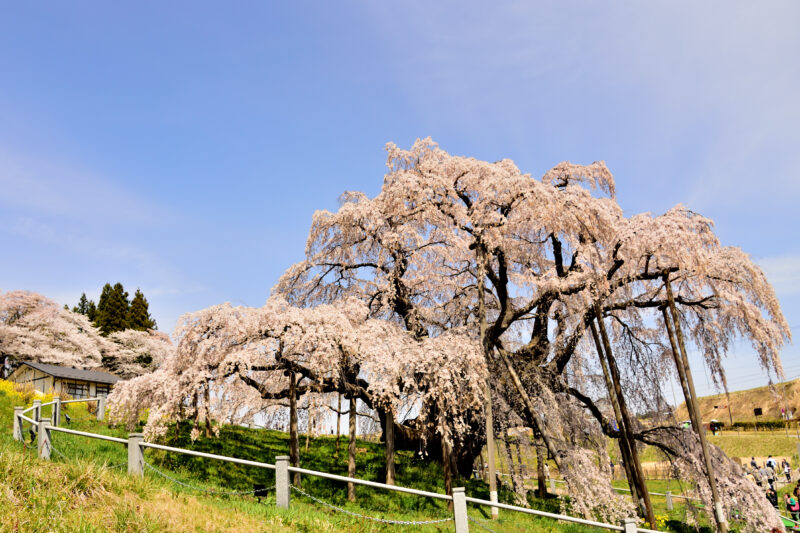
[
  {"xmin": 144, "ymin": 460, "xmax": 271, "ymax": 495},
  {"xmin": 468, "ymin": 515, "xmax": 501, "ymax": 533},
  {"xmin": 290, "ymin": 484, "xmax": 454, "ymax": 526}
]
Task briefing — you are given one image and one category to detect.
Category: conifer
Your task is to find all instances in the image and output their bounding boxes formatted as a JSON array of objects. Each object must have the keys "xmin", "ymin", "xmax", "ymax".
[
  {"xmin": 96, "ymin": 282, "xmax": 129, "ymax": 335},
  {"xmin": 127, "ymin": 289, "xmax": 156, "ymax": 331}
]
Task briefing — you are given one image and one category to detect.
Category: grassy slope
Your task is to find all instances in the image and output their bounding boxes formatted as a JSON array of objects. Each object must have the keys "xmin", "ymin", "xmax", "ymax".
[
  {"xmin": 674, "ymin": 378, "xmax": 800, "ymax": 424},
  {"xmin": 0, "ymin": 382, "xmax": 607, "ymax": 533}
]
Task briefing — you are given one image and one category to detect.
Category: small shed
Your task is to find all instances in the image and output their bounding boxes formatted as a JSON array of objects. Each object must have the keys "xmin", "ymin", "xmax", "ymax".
[{"xmin": 7, "ymin": 362, "xmax": 120, "ymax": 398}]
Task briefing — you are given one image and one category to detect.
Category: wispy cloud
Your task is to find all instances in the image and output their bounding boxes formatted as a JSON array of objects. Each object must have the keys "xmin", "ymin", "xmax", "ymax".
[{"xmin": 0, "ymin": 148, "xmax": 172, "ymax": 225}]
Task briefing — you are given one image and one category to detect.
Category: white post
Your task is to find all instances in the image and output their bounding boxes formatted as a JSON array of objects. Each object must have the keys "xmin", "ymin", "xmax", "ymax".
[
  {"xmin": 490, "ymin": 489, "xmax": 499, "ymax": 519},
  {"xmin": 33, "ymin": 399, "xmax": 41, "ymax": 422},
  {"xmin": 549, "ymin": 478, "xmax": 556, "ymax": 492},
  {"xmin": 276, "ymin": 455, "xmax": 290, "ymax": 509},
  {"xmin": 665, "ymin": 490, "xmax": 674, "ymax": 511},
  {"xmin": 38, "ymin": 417, "xmax": 51, "ymax": 460},
  {"xmin": 453, "ymin": 487, "xmax": 469, "ymax": 533},
  {"xmin": 128, "ymin": 433, "xmax": 144, "ymax": 477},
  {"xmin": 13, "ymin": 407, "xmax": 23, "ymax": 441},
  {"xmin": 96, "ymin": 397, "xmax": 106, "ymax": 421},
  {"xmin": 53, "ymin": 397, "xmax": 61, "ymax": 427},
  {"xmin": 623, "ymin": 517, "xmax": 637, "ymax": 533}
]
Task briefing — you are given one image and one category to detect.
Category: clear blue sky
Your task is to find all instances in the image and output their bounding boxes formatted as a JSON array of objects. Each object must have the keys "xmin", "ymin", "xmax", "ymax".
[{"xmin": 1, "ymin": 2, "xmax": 798, "ymax": 397}]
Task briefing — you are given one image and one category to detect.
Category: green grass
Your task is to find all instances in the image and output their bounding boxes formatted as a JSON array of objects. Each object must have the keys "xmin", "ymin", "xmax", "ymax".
[{"xmin": 0, "ymin": 382, "xmax": 621, "ymax": 532}]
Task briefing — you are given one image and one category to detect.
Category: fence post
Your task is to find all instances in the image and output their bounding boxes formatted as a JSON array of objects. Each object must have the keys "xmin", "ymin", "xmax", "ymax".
[
  {"xmin": 549, "ymin": 478, "xmax": 556, "ymax": 492},
  {"xmin": 453, "ymin": 487, "xmax": 469, "ymax": 533},
  {"xmin": 623, "ymin": 517, "xmax": 637, "ymax": 533},
  {"xmin": 665, "ymin": 490, "xmax": 673, "ymax": 511},
  {"xmin": 33, "ymin": 399, "xmax": 41, "ymax": 422},
  {"xmin": 128, "ymin": 433, "xmax": 144, "ymax": 477},
  {"xmin": 96, "ymin": 397, "xmax": 106, "ymax": 421},
  {"xmin": 276, "ymin": 455, "xmax": 290, "ymax": 509},
  {"xmin": 53, "ymin": 397, "xmax": 61, "ymax": 426},
  {"xmin": 13, "ymin": 407, "xmax": 23, "ymax": 441},
  {"xmin": 38, "ymin": 417, "xmax": 51, "ymax": 460}
]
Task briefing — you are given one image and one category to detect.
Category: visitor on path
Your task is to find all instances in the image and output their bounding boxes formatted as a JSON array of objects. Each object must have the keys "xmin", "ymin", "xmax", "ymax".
[
  {"xmin": 785, "ymin": 493, "xmax": 800, "ymax": 522},
  {"xmin": 767, "ymin": 487, "xmax": 778, "ymax": 508},
  {"xmin": 761, "ymin": 465, "xmax": 775, "ymax": 490},
  {"xmin": 786, "ymin": 463, "xmax": 793, "ymax": 483},
  {"xmin": 753, "ymin": 468, "xmax": 764, "ymax": 488},
  {"xmin": 751, "ymin": 457, "xmax": 758, "ymax": 469},
  {"xmin": 767, "ymin": 455, "xmax": 777, "ymax": 470},
  {"xmin": 793, "ymin": 481, "xmax": 800, "ymax": 499}
]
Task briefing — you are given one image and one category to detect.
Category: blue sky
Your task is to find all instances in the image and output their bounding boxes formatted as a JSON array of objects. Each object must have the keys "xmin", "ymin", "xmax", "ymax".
[{"xmin": 1, "ymin": 2, "xmax": 798, "ymax": 397}]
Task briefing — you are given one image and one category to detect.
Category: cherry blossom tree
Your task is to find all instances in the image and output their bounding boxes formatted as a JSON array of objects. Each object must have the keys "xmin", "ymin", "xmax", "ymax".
[
  {"xmin": 108, "ymin": 295, "xmax": 486, "ymax": 500},
  {"xmin": 0, "ymin": 290, "xmax": 172, "ymax": 380},
  {"xmin": 275, "ymin": 138, "xmax": 789, "ymax": 528}
]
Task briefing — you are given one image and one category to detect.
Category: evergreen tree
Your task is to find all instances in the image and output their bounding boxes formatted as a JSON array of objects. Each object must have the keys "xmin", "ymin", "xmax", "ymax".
[
  {"xmin": 96, "ymin": 282, "xmax": 130, "ymax": 336},
  {"xmin": 72, "ymin": 293, "xmax": 90, "ymax": 315},
  {"xmin": 86, "ymin": 300, "xmax": 97, "ymax": 322},
  {"xmin": 127, "ymin": 289, "xmax": 156, "ymax": 331}
]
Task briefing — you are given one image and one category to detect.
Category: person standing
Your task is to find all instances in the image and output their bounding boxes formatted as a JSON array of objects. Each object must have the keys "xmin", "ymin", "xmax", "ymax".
[
  {"xmin": 785, "ymin": 493, "xmax": 800, "ymax": 522},
  {"xmin": 767, "ymin": 455, "xmax": 777, "ymax": 470},
  {"xmin": 767, "ymin": 487, "xmax": 778, "ymax": 508}
]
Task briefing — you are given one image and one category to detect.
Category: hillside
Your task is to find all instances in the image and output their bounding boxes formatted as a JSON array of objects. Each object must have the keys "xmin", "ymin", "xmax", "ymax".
[
  {"xmin": 0, "ymin": 381, "xmax": 615, "ymax": 532},
  {"xmin": 673, "ymin": 377, "xmax": 800, "ymax": 424}
]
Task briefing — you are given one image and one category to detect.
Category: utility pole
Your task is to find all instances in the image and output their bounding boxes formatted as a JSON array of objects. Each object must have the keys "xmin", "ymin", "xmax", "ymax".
[{"xmin": 664, "ymin": 276, "xmax": 728, "ymax": 533}]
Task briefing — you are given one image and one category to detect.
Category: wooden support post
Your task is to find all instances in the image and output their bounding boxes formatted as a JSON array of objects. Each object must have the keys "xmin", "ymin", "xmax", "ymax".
[
  {"xmin": 33, "ymin": 399, "xmax": 41, "ymax": 422},
  {"xmin": 664, "ymin": 276, "xmax": 728, "ymax": 533},
  {"xmin": 666, "ymin": 490, "xmax": 674, "ymax": 511},
  {"xmin": 276, "ymin": 455, "xmax": 290, "ymax": 509}
]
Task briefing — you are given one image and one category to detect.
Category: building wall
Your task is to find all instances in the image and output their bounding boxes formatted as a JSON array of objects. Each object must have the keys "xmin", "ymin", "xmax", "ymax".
[{"xmin": 8, "ymin": 366, "xmax": 113, "ymax": 398}]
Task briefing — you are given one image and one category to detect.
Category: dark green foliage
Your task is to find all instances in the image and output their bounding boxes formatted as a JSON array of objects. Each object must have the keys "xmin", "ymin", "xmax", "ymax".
[
  {"xmin": 95, "ymin": 283, "xmax": 130, "ymax": 336},
  {"xmin": 127, "ymin": 289, "xmax": 156, "ymax": 331},
  {"xmin": 72, "ymin": 293, "xmax": 90, "ymax": 315},
  {"xmin": 86, "ymin": 300, "xmax": 97, "ymax": 322}
]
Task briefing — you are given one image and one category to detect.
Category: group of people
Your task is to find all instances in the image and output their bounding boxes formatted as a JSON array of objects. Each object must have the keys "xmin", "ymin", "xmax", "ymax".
[
  {"xmin": 748, "ymin": 455, "xmax": 792, "ymax": 490},
  {"xmin": 749, "ymin": 456, "xmax": 800, "ymax": 523}
]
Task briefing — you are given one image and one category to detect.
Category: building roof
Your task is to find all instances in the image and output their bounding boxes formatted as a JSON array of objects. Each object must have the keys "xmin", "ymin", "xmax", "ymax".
[{"xmin": 19, "ymin": 362, "xmax": 121, "ymax": 385}]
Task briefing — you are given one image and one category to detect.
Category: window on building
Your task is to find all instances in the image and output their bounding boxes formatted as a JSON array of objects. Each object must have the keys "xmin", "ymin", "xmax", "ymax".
[
  {"xmin": 95, "ymin": 384, "xmax": 110, "ymax": 397},
  {"xmin": 66, "ymin": 382, "xmax": 88, "ymax": 399}
]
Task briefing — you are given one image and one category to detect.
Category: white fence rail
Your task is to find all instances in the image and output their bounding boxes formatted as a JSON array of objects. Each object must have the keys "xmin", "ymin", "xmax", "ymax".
[{"xmin": 12, "ymin": 402, "xmax": 660, "ymax": 533}]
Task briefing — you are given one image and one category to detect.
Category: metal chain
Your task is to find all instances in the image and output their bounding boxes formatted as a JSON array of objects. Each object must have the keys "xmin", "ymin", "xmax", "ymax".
[
  {"xmin": 468, "ymin": 516, "xmax": 501, "ymax": 533},
  {"xmin": 290, "ymin": 484, "xmax": 453, "ymax": 526},
  {"xmin": 143, "ymin": 460, "xmax": 271, "ymax": 495}
]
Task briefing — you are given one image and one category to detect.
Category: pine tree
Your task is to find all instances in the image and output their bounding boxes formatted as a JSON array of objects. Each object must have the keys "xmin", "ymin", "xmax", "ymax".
[
  {"xmin": 72, "ymin": 293, "xmax": 90, "ymax": 315},
  {"xmin": 127, "ymin": 289, "xmax": 156, "ymax": 331},
  {"xmin": 96, "ymin": 282, "xmax": 130, "ymax": 336},
  {"xmin": 87, "ymin": 300, "xmax": 97, "ymax": 322}
]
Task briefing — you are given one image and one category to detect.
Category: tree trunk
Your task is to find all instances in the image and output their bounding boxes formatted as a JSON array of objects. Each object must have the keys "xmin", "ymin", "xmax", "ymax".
[
  {"xmin": 335, "ymin": 393, "xmax": 342, "ymax": 456},
  {"xmin": 663, "ymin": 277, "xmax": 728, "ymax": 533},
  {"xmin": 478, "ymin": 452, "xmax": 486, "ymax": 482},
  {"xmin": 441, "ymin": 429, "xmax": 454, "ymax": 511},
  {"xmin": 289, "ymin": 371, "xmax": 300, "ymax": 486},
  {"xmin": 203, "ymin": 385, "xmax": 212, "ymax": 438},
  {"xmin": 348, "ymin": 393, "xmax": 357, "ymax": 502},
  {"xmin": 385, "ymin": 407, "xmax": 396, "ymax": 485},
  {"xmin": 589, "ymin": 319, "xmax": 642, "ymax": 507},
  {"xmin": 593, "ymin": 303, "xmax": 655, "ymax": 527},
  {"xmin": 536, "ymin": 444, "xmax": 547, "ymax": 498}
]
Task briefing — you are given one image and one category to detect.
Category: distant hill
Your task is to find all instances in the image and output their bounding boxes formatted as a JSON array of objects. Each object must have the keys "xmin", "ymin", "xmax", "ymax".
[{"xmin": 674, "ymin": 377, "xmax": 800, "ymax": 424}]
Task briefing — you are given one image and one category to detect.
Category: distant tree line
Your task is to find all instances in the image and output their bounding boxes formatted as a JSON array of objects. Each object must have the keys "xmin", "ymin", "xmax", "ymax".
[{"xmin": 71, "ymin": 283, "xmax": 156, "ymax": 335}]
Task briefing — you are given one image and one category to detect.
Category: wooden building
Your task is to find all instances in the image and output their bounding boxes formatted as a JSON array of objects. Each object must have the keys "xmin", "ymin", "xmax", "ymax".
[{"xmin": 7, "ymin": 361, "xmax": 120, "ymax": 398}]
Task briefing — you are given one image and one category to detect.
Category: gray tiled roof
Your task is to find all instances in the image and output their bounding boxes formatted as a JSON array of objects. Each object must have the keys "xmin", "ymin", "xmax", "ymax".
[{"xmin": 21, "ymin": 362, "xmax": 121, "ymax": 384}]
